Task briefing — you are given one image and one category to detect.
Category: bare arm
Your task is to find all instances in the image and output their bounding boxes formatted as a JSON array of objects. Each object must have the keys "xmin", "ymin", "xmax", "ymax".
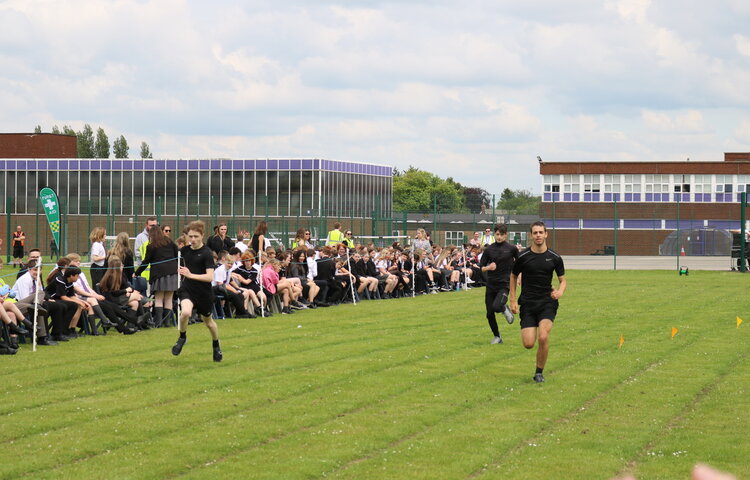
[
  {"xmin": 509, "ymin": 273, "xmax": 519, "ymax": 314},
  {"xmin": 179, "ymin": 266, "xmax": 214, "ymax": 283},
  {"xmin": 551, "ymin": 275, "xmax": 566, "ymax": 299}
]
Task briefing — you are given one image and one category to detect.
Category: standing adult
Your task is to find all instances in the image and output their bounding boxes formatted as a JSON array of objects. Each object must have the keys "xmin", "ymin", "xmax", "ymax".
[
  {"xmin": 135, "ymin": 225, "xmax": 179, "ymax": 327},
  {"xmin": 479, "ymin": 227, "xmax": 495, "ymax": 247},
  {"xmin": 172, "ymin": 220, "xmax": 222, "ymax": 362},
  {"xmin": 479, "ymin": 224, "xmax": 518, "ymax": 344},
  {"xmin": 11, "ymin": 226, "xmax": 25, "ymax": 268},
  {"xmin": 342, "ymin": 230, "xmax": 355, "ymax": 249},
  {"xmin": 509, "ymin": 221, "xmax": 566, "ymax": 383},
  {"xmin": 207, "ymin": 223, "xmax": 234, "ymax": 255},
  {"xmin": 293, "ymin": 228, "xmax": 314, "ymax": 250},
  {"xmin": 412, "ymin": 228, "xmax": 432, "ymax": 254},
  {"xmin": 89, "ymin": 227, "xmax": 107, "ymax": 288},
  {"xmin": 326, "ymin": 222, "xmax": 344, "ymax": 246},
  {"xmin": 250, "ymin": 221, "xmax": 268, "ymax": 263},
  {"xmin": 134, "ymin": 217, "xmax": 158, "ymax": 294}
]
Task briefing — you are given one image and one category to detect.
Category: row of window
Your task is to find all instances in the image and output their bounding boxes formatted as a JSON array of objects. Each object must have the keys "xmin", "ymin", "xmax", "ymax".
[
  {"xmin": 544, "ymin": 174, "xmax": 750, "ymax": 197},
  {"xmin": 0, "ymin": 169, "xmax": 392, "ymax": 218}
]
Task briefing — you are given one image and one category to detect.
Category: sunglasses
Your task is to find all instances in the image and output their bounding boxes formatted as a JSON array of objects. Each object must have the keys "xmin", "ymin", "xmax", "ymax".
[
  {"xmin": 305, "ymin": 233, "xmax": 311, "ymax": 235},
  {"xmin": 346, "ymin": 232, "xmax": 352, "ymax": 235},
  {"xmin": 164, "ymin": 229, "xmax": 171, "ymax": 233}
]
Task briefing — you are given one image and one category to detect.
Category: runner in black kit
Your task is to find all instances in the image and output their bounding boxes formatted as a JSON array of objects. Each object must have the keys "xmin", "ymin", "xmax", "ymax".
[
  {"xmin": 172, "ymin": 220, "xmax": 223, "ymax": 362},
  {"xmin": 479, "ymin": 224, "xmax": 518, "ymax": 344},
  {"xmin": 509, "ymin": 221, "xmax": 566, "ymax": 383}
]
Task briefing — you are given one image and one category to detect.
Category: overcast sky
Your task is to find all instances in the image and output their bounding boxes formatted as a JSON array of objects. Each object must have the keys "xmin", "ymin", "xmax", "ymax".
[{"xmin": 2, "ymin": 0, "xmax": 750, "ymax": 194}]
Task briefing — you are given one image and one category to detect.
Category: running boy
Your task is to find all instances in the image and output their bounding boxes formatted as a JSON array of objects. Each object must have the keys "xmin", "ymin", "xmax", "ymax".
[
  {"xmin": 509, "ymin": 221, "xmax": 566, "ymax": 383},
  {"xmin": 172, "ymin": 220, "xmax": 223, "ymax": 362}
]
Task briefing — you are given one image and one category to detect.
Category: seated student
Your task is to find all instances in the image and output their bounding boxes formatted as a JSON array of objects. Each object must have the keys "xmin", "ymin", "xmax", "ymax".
[
  {"xmin": 98, "ymin": 256, "xmax": 148, "ymax": 331},
  {"xmin": 289, "ymin": 249, "xmax": 319, "ymax": 307},
  {"xmin": 212, "ymin": 252, "xmax": 254, "ymax": 318},
  {"xmin": 413, "ymin": 249, "xmax": 438, "ymax": 294},
  {"xmin": 66, "ymin": 253, "xmax": 109, "ymax": 335},
  {"xmin": 44, "ymin": 266, "xmax": 89, "ymax": 340},
  {"xmin": 315, "ymin": 246, "xmax": 345, "ymax": 304},
  {"xmin": 232, "ymin": 251, "xmax": 270, "ymax": 317},
  {"xmin": 305, "ymin": 248, "xmax": 330, "ymax": 306},
  {"xmin": 261, "ymin": 258, "xmax": 294, "ymax": 314},
  {"xmin": 0, "ymin": 283, "xmax": 30, "ymax": 353},
  {"xmin": 375, "ymin": 250, "xmax": 399, "ymax": 299},
  {"xmin": 278, "ymin": 251, "xmax": 306, "ymax": 309},
  {"xmin": 333, "ymin": 256, "xmax": 353, "ymax": 303},
  {"xmin": 449, "ymin": 247, "xmax": 474, "ymax": 289},
  {"xmin": 350, "ymin": 251, "xmax": 378, "ymax": 298},
  {"xmin": 10, "ymin": 258, "xmax": 58, "ymax": 345},
  {"xmin": 435, "ymin": 247, "xmax": 458, "ymax": 291},
  {"xmin": 391, "ymin": 250, "xmax": 413, "ymax": 295}
]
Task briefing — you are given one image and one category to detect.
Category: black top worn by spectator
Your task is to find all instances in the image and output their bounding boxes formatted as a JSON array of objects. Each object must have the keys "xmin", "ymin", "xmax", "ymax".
[
  {"xmin": 44, "ymin": 272, "xmax": 75, "ymax": 300},
  {"xmin": 315, "ymin": 257, "xmax": 336, "ymax": 281},
  {"xmin": 135, "ymin": 241, "xmax": 179, "ymax": 280},
  {"xmin": 512, "ymin": 248, "xmax": 565, "ymax": 302},
  {"xmin": 207, "ymin": 235, "xmax": 234, "ymax": 255},
  {"xmin": 480, "ymin": 241, "xmax": 519, "ymax": 287}
]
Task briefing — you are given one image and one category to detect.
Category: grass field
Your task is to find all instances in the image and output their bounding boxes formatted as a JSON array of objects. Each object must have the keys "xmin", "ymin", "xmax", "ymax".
[{"xmin": 0, "ymin": 269, "xmax": 748, "ymax": 480}]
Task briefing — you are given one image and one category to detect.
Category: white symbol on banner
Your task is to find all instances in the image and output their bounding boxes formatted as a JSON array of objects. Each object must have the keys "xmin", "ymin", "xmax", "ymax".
[{"xmin": 44, "ymin": 198, "xmax": 56, "ymax": 210}]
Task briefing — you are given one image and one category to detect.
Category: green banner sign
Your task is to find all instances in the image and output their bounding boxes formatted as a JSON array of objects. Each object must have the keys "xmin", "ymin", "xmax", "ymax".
[{"xmin": 39, "ymin": 187, "xmax": 61, "ymax": 249}]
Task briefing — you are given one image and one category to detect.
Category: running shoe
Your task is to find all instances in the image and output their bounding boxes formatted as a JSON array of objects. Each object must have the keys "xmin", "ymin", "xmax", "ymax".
[
  {"xmin": 172, "ymin": 337, "xmax": 186, "ymax": 356},
  {"xmin": 213, "ymin": 344, "xmax": 223, "ymax": 362},
  {"xmin": 491, "ymin": 335, "xmax": 503, "ymax": 344},
  {"xmin": 503, "ymin": 306, "xmax": 515, "ymax": 324},
  {"xmin": 533, "ymin": 373, "xmax": 545, "ymax": 383}
]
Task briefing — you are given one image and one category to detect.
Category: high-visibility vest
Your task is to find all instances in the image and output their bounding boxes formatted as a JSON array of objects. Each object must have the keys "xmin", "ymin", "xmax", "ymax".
[
  {"xmin": 12, "ymin": 232, "xmax": 24, "ymax": 247},
  {"xmin": 480, "ymin": 234, "xmax": 494, "ymax": 245},
  {"xmin": 326, "ymin": 229, "xmax": 344, "ymax": 246},
  {"xmin": 138, "ymin": 240, "xmax": 151, "ymax": 281},
  {"xmin": 342, "ymin": 237, "xmax": 354, "ymax": 248}
]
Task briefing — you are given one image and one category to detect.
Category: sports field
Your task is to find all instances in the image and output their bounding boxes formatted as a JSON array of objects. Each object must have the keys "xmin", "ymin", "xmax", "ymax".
[{"xmin": 1, "ymin": 270, "xmax": 747, "ymax": 480}]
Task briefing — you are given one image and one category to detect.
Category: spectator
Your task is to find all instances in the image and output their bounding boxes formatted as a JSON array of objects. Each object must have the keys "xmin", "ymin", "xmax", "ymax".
[
  {"xmin": 162, "ymin": 225, "xmax": 172, "ymax": 238},
  {"xmin": 469, "ymin": 231, "xmax": 481, "ymax": 247},
  {"xmin": 100, "ymin": 256, "xmax": 148, "ymax": 330},
  {"xmin": 89, "ymin": 227, "xmax": 107, "ymax": 287},
  {"xmin": 250, "ymin": 221, "xmax": 269, "ymax": 263},
  {"xmin": 17, "ymin": 248, "xmax": 42, "ymax": 279},
  {"xmin": 232, "ymin": 251, "xmax": 270, "ymax": 317},
  {"xmin": 107, "ymin": 232, "xmax": 136, "ymax": 287},
  {"xmin": 342, "ymin": 230, "xmax": 355, "ymax": 248},
  {"xmin": 235, "ymin": 232, "xmax": 248, "ymax": 254},
  {"xmin": 293, "ymin": 228, "xmax": 314, "ymax": 250},
  {"xmin": 11, "ymin": 225, "xmax": 25, "ymax": 268},
  {"xmin": 10, "ymin": 258, "xmax": 58, "ymax": 345},
  {"xmin": 289, "ymin": 249, "xmax": 320, "ymax": 307},
  {"xmin": 213, "ymin": 252, "xmax": 254, "ymax": 318},
  {"xmin": 44, "ymin": 266, "xmax": 88, "ymax": 340},
  {"xmin": 412, "ymin": 228, "xmax": 431, "ymax": 254},
  {"xmin": 134, "ymin": 217, "xmax": 158, "ymax": 294},
  {"xmin": 135, "ymin": 225, "xmax": 179, "ymax": 327},
  {"xmin": 66, "ymin": 253, "xmax": 109, "ymax": 335},
  {"xmin": 208, "ymin": 223, "xmax": 234, "ymax": 255},
  {"xmin": 326, "ymin": 222, "xmax": 344, "ymax": 246}
]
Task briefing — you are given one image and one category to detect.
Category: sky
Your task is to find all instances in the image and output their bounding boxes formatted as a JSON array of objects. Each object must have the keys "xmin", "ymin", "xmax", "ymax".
[{"xmin": 2, "ymin": 0, "xmax": 750, "ymax": 194}]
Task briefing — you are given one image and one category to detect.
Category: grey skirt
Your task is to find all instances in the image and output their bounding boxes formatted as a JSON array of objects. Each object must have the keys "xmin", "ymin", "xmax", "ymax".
[{"xmin": 151, "ymin": 274, "xmax": 179, "ymax": 292}]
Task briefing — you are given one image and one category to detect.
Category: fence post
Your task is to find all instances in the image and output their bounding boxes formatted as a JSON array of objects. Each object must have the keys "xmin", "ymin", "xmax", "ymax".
[
  {"xmin": 551, "ymin": 194, "xmax": 556, "ymax": 251},
  {"xmin": 741, "ymin": 192, "xmax": 747, "ymax": 273},
  {"xmin": 35, "ymin": 197, "xmax": 40, "ymax": 256},
  {"xmin": 676, "ymin": 193, "xmax": 681, "ymax": 270},
  {"xmin": 613, "ymin": 197, "xmax": 618, "ymax": 271},
  {"xmin": 432, "ymin": 195, "xmax": 437, "ymax": 244},
  {"xmin": 5, "ymin": 197, "xmax": 11, "ymax": 263}
]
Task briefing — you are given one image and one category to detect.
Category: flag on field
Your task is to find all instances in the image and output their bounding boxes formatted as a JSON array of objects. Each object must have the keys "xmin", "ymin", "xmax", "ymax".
[
  {"xmin": 39, "ymin": 187, "xmax": 60, "ymax": 250},
  {"xmin": 671, "ymin": 327, "xmax": 678, "ymax": 338},
  {"xmin": 618, "ymin": 335, "xmax": 624, "ymax": 349},
  {"xmin": 737, "ymin": 316, "xmax": 743, "ymax": 328}
]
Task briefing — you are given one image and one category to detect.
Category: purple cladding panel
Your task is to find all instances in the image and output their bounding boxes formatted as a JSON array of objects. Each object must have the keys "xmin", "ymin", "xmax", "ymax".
[
  {"xmin": 592, "ymin": 193, "xmax": 600, "ymax": 201},
  {"xmin": 708, "ymin": 220, "xmax": 739, "ymax": 229},
  {"xmin": 624, "ymin": 219, "xmax": 659, "ymax": 229},
  {"xmin": 543, "ymin": 193, "xmax": 551, "ymax": 201},
  {"xmin": 243, "ymin": 159, "xmax": 253, "ymax": 169},
  {"xmin": 0, "ymin": 161, "xmax": 5, "ymax": 169},
  {"xmin": 604, "ymin": 193, "xmax": 612, "ymax": 201},
  {"xmin": 313, "ymin": 159, "xmax": 320, "ymax": 169},
  {"xmin": 233, "ymin": 160, "xmax": 243, "ymax": 170},
  {"xmin": 645, "ymin": 193, "xmax": 653, "ymax": 201},
  {"xmin": 188, "ymin": 160, "xmax": 198, "ymax": 169},
  {"xmin": 302, "ymin": 159, "xmax": 312, "ymax": 169},
  {"xmin": 572, "ymin": 193, "xmax": 579, "ymax": 201},
  {"xmin": 548, "ymin": 219, "xmax": 579, "ymax": 228},
  {"xmin": 6, "ymin": 160, "xmax": 15, "ymax": 169},
  {"xmin": 582, "ymin": 219, "xmax": 614, "ymax": 229},
  {"xmin": 279, "ymin": 159, "xmax": 289, "ymax": 169},
  {"xmin": 134, "ymin": 160, "xmax": 144, "ymax": 169},
  {"xmin": 198, "ymin": 160, "xmax": 209, "ymax": 169},
  {"xmin": 291, "ymin": 159, "xmax": 301, "ymax": 169},
  {"xmin": 715, "ymin": 193, "xmax": 725, "ymax": 202},
  {"xmin": 123, "ymin": 160, "xmax": 133, "ymax": 170},
  {"xmin": 112, "ymin": 160, "xmax": 122, "ymax": 170},
  {"xmin": 584, "ymin": 193, "xmax": 591, "ymax": 201},
  {"xmin": 209, "ymin": 160, "xmax": 220, "ymax": 170},
  {"xmin": 625, "ymin": 193, "xmax": 633, "ymax": 201},
  {"xmin": 17, "ymin": 160, "xmax": 26, "ymax": 170},
  {"xmin": 267, "ymin": 159, "xmax": 277, "ymax": 169},
  {"xmin": 256, "ymin": 160, "xmax": 266, "ymax": 169},
  {"xmin": 633, "ymin": 194, "xmax": 641, "ymax": 202},
  {"xmin": 144, "ymin": 160, "xmax": 154, "ymax": 169},
  {"xmin": 222, "ymin": 160, "xmax": 232, "ymax": 169},
  {"xmin": 564, "ymin": 193, "xmax": 572, "ymax": 201},
  {"xmin": 37, "ymin": 160, "xmax": 46, "ymax": 170},
  {"xmin": 79, "ymin": 160, "xmax": 89, "ymax": 169},
  {"xmin": 167, "ymin": 160, "xmax": 177, "ymax": 169},
  {"xmin": 102, "ymin": 160, "xmax": 111, "ymax": 169},
  {"xmin": 60, "ymin": 160, "xmax": 70, "ymax": 170}
]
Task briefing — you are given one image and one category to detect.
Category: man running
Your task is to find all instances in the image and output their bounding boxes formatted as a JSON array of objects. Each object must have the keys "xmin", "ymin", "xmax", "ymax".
[
  {"xmin": 509, "ymin": 221, "xmax": 566, "ymax": 383},
  {"xmin": 479, "ymin": 224, "xmax": 518, "ymax": 344},
  {"xmin": 172, "ymin": 220, "xmax": 223, "ymax": 362}
]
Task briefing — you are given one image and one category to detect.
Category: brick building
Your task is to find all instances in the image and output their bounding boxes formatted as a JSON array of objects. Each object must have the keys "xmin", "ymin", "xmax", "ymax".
[
  {"xmin": 539, "ymin": 153, "xmax": 750, "ymax": 255},
  {"xmin": 0, "ymin": 133, "xmax": 76, "ymax": 158}
]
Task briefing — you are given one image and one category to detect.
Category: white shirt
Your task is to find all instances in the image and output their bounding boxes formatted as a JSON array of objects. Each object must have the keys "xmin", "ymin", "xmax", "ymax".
[
  {"xmin": 12, "ymin": 272, "xmax": 37, "ymax": 299},
  {"xmin": 235, "ymin": 241, "xmax": 248, "ymax": 254},
  {"xmin": 134, "ymin": 228, "xmax": 149, "ymax": 263},
  {"xmin": 91, "ymin": 241, "xmax": 106, "ymax": 266},
  {"xmin": 307, "ymin": 257, "xmax": 317, "ymax": 280},
  {"xmin": 74, "ymin": 271, "xmax": 95, "ymax": 298},
  {"xmin": 212, "ymin": 264, "xmax": 231, "ymax": 286}
]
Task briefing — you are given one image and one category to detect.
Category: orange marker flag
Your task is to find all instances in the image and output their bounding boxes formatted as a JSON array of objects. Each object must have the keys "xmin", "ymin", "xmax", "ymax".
[
  {"xmin": 737, "ymin": 316, "xmax": 743, "ymax": 328},
  {"xmin": 618, "ymin": 335, "xmax": 624, "ymax": 349},
  {"xmin": 671, "ymin": 327, "xmax": 679, "ymax": 338}
]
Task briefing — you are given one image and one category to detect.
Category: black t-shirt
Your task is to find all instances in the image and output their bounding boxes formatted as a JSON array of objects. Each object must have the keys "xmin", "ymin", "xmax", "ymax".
[
  {"xmin": 315, "ymin": 257, "xmax": 336, "ymax": 281},
  {"xmin": 512, "ymin": 248, "xmax": 565, "ymax": 302},
  {"xmin": 480, "ymin": 241, "xmax": 519, "ymax": 286},
  {"xmin": 180, "ymin": 244, "xmax": 214, "ymax": 292},
  {"xmin": 44, "ymin": 272, "xmax": 74, "ymax": 300}
]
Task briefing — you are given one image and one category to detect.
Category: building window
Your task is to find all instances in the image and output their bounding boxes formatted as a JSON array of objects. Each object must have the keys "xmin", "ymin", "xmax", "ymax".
[
  {"xmin": 673, "ymin": 174, "xmax": 690, "ymax": 192},
  {"xmin": 543, "ymin": 175, "xmax": 560, "ymax": 193},
  {"xmin": 603, "ymin": 174, "xmax": 621, "ymax": 200},
  {"xmin": 645, "ymin": 174, "xmax": 669, "ymax": 201},
  {"xmin": 736, "ymin": 175, "xmax": 750, "ymax": 194},
  {"xmin": 444, "ymin": 231, "xmax": 464, "ymax": 245},
  {"xmin": 583, "ymin": 174, "xmax": 600, "ymax": 193},
  {"xmin": 715, "ymin": 175, "xmax": 733, "ymax": 193}
]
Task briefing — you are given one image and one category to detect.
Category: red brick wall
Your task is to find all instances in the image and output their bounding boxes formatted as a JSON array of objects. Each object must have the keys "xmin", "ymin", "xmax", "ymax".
[
  {"xmin": 0, "ymin": 133, "xmax": 77, "ymax": 158},
  {"xmin": 541, "ymin": 202, "xmax": 738, "ymax": 220}
]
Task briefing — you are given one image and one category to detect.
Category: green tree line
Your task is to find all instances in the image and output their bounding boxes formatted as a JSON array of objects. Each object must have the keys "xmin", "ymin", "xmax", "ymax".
[{"xmin": 34, "ymin": 124, "xmax": 153, "ymax": 159}]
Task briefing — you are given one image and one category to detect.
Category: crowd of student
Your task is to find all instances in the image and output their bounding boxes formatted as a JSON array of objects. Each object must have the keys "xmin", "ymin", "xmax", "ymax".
[{"xmin": 0, "ymin": 218, "xmax": 513, "ymax": 355}]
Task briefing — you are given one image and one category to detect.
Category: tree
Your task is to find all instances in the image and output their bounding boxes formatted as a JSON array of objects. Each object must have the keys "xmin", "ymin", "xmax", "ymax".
[
  {"xmin": 113, "ymin": 135, "xmax": 129, "ymax": 158},
  {"xmin": 62, "ymin": 125, "xmax": 76, "ymax": 136},
  {"xmin": 76, "ymin": 124, "xmax": 95, "ymax": 158},
  {"xmin": 139, "ymin": 141, "xmax": 153, "ymax": 159},
  {"xmin": 51, "ymin": 125, "xmax": 61, "ymax": 134},
  {"xmin": 94, "ymin": 127, "xmax": 110, "ymax": 158},
  {"xmin": 392, "ymin": 166, "xmax": 464, "ymax": 212},
  {"xmin": 497, "ymin": 188, "xmax": 541, "ymax": 215},
  {"xmin": 34, "ymin": 125, "xmax": 42, "ymax": 134},
  {"xmin": 463, "ymin": 187, "xmax": 491, "ymax": 213}
]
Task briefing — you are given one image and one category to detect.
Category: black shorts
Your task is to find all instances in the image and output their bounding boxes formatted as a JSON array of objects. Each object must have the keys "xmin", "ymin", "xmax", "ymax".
[
  {"xmin": 519, "ymin": 298, "xmax": 558, "ymax": 329},
  {"xmin": 13, "ymin": 245, "xmax": 24, "ymax": 259},
  {"xmin": 178, "ymin": 284, "xmax": 215, "ymax": 317}
]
